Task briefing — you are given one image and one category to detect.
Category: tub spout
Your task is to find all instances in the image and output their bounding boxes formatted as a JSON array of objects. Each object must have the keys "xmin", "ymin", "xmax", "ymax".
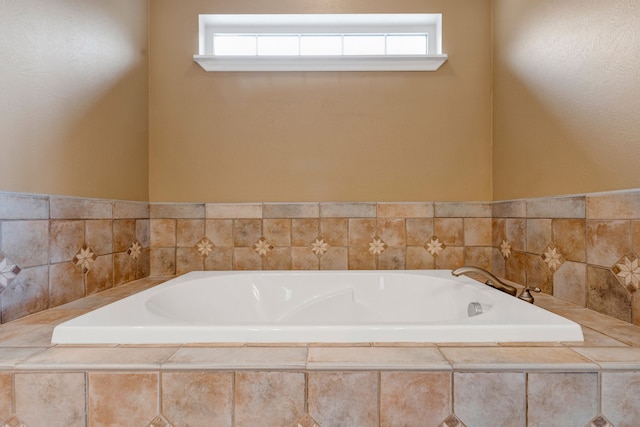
[{"xmin": 451, "ymin": 266, "xmax": 518, "ymax": 297}]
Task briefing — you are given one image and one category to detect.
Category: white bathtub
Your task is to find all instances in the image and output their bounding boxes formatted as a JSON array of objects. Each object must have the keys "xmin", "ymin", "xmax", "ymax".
[{"xmin": 51, "ymin": 270, "xmax": 584, "ymax": 344}]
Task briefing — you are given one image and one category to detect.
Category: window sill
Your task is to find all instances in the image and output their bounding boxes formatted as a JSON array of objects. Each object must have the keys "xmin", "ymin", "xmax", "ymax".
[{"xmin": 193, "ymin": 54, "xmax": 448, "ymax": 72}]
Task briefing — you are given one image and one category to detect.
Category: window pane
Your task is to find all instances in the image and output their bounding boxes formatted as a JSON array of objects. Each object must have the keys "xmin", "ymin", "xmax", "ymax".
[
  {"xmin": 386, "ymin": 35, "xmax": 428, "ymax": 55},
  {"xmin": 343, "ymin": 35, "xmax": 385, "ymax": 55},
  {"xmin": 257, "ymin": 35, "xmax": 299, "ymax": 56},
  {"xmin": 213, "ymin": 35, "xmax": 256, "ymax": 56},
  {"xmin": 300, "ymin": 35, "xmax": 342, "ymax": 56}
]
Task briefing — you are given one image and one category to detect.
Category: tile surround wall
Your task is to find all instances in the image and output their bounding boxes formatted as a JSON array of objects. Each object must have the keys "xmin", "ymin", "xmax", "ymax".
[
  {"xmin": 0, "ymin": 192, "xmax": 150, "ymax": 323},
  {"xmin": 2, "ymin": 189, "xmax": 640, "ymax": 326}
]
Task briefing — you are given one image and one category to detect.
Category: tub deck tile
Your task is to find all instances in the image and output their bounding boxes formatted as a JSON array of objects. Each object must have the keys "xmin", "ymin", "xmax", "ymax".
[
  {"xmin": 15, "ymin": 346, "xmax": 179, "ymax": 371},
  {"xmin": 439, "ymin": 346, "xmax": 599, "ymax": 371},
  {"xmin": 0, "ymin": 347, "xmax": 49, "ymax": 369},
  {"xmin": 163, "ymin": 346, "xmax": 308, "ymax": 370},
  {"xmin": 571, "ymin": 347, "xmax": 640, "ymax": 370},
  {"xmin": 307, "ymin": 346, "xmax": 451, "ymax": 370}
]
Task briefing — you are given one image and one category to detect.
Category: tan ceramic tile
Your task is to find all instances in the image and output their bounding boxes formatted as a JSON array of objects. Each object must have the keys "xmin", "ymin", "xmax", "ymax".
[
  {"xmin": 176, "ymin": 247, "xmax": 204, "ymax": 275},
  {"xmin": 114, "ymin": 252, "xmax": 136, "ymax": 285},
  {"xmin": 380, "ymin": 371, "xmax": 450, "ymax": 426},
  {"xmin": 348, "ymin": 246, "xmax": 376, "ymax": 270},
  {"xmin": 233, "ymin": 247, "xmax": 262, "ymax": 270},
  {"xmin": 377, "ymin": 218, "xmax": 405, "ymax": 246},
  {"xmin": 492, "ymin": 200, "xmax": 526, "ymax": 218},
  {"xmin": 553, "ymin": 218, "xmax": 586, "ymax": 263},
  {"xmin": 113, "ymin": 219, "xmax": 136, "ymax": 252},
  {"xmin": 319, "ymin": 202, "xmax": 376, "ymax": 218},
  {"xmin": 176, "ymin": 219, "xmax": 204, "ymax": 247},
  {"xmin": 85, "ymin": 220, "xmax": 113, "ymax": 255},
  {"xmin": 377, "ymin": 202, "xmax": 433, "ymax": 218},
  {"xmin": 440, "ymin": 347, "xmax": 597, "ymax": 370},
  {"xmin": 113, "ymin": 201, "xmax": 149, "ymax": 219},
  {"xmin": 150, "ymin": 247, "xmax": 176, "ymax": 275},
  {"xmin": 263, "ymin": 203, "xmax": 318, "ymax": 218},
  {"xmin": 320, "ymin": 246, "xmax": 348, "ymax": 270},
  {"xmin": 406, "ymin": 218, "xmax": 434, "ymax": 246},
  {"xmin": 308, "ymin": 371, "xmax": 378, "ymax": 427},
  {"xmin": 204, "ymin": 247, "xmax": 233, "ymax": 270},
  {"xmin": 527, "ymin": 196, "xmax": 585, "ymax": 219},
  {"xmin": 1, "ymin": 325, "xmax": 56, "ymax": 347},
  {"xmin": 463, "ymin": 246, "xmax": 492, "ymax": 271},
  {"xmin": 88, "ymin": 372, "xmax": 159, "ymax": 426},
  {"xmin": 378, "ymin": 246, "xmax": 406, "ymax": 270},
  {"xmin": 233, "ymin": 219, "xmax": 262, "ymax": 247},
  {"xmin": 163, "ymin": 347, "xmax": 307, "ymax": 369},
  {"xmin": 205, "ymin": 203, "xmax": 262, "ymax": 219},
  {"xmin": 492, "ymin": 218, "xmax": 506, "ymax": 247},
  {"xmin": 18, "ymin": 346, "xmax": 177, "ymax": 370},
  {"xmin": 291, "ymin": 247, "xmax": 320, "ymax": 269},
  {"xmin": 527, "ymin": 372, "xmax": 598, "ymax": 426},
  {"xmin": 526, "ymin": 253, "xmax": 553, "ymax": 294},
  {"xmin": 505, "ymin": 218, "xmax": 526, "ymax": 252},
  {"xmin": 602, "ymin": 371, "xmax": 640, "ymax": 426},
  {"xmin": 573, "ymin": 347, "xmax": 640, "ymax": 369},
  {"xmin": 464, "ymin": 218, "xmax": 492, "ymax": 246},
  {"xmin": 50, "ymin": 197, "xmax": 112, "ymax": 219},
  {"xmin": 205, "ymin": 219, "xmax": 233, "ymax": 247},
  {"xmin": 586, "ymin": 220, "xmax": 630, "ymax": 267},
  {"xmin": 633, "ymin": 220, "xmax": 640, "ymax": 256},
  {"xmin": 150, "ymin": 203, "xmax": 204, "ymax": 219},
  {"xmin": 263, "ymin": 218, "xmax": 291, "ymax": 246},
  {"xmin": 150, "ymin": 219, "xmax": 176, "ymax": 247},
  {"xmin": 0, "ymin": 192, "xmax": 49, "ymax": 220},
  {"xmin": 307, "ymin": 346, "xmax": 450, "ymax": 370},
  {"xmin": 572, "ymin": 326, "xmax": 629, "ymax": 347},
  {"xmin": 586, "ymin": 190, "xmax": 640, "ymax": 219},
  {"xmin": 0, "ymin": 348, "xmax": 49, "ymax": 369},
  {"xmin": 454, "ymin": 372, "xmax": 525, "ymax": 427},
  {"xmin": 553, "ymin": 261, "xmax": 587, "ymax": 307},
  {"xmin": 86, "ymin": 255, "xmax": 114, "ymax": 295},
  {"xmin": 434, "ymin": 218, "xmax": 463, "ymax": 246},
  {"xmin": 162, "ymin": 372, "xmax": 232, "ymax": 426},
  {"xmin": 0, "ymin": 220, "xmax": 49, "ymax": 267},
  {"xmin": 526, "ymin": 218, "xmax": 552, "ymax": 254},
  {"xmin": 434, "ymin": 246, "xmax": 464, "ymax": 270},
  {"xmin": 49, "ymin": 261, "xmax": 85, "ymax": 307},
  {"xmin": 587, "ymin": 265, "xmax": 632, "ymax": 323},
  {"xmin": 587, "ymin": 322, "xmax": 640, "ymax": 347},
  {"xmin": 319, "ymin": 218, "xmax": 348, "ymax": 246},
  {"xmin": 435, "ymin": 202, "xmax": 492, "ymax": 218},
  {"xmin": 136, "ymin": 219, "xmax": 151, "ymax": 247},
  {"xmin": 15, "ymin": 372, "xmax": 86, "ymax": 427},
  {"xmin": 406, "ymin": 246, "xmax": 435, "ymax": 269},
  {"xmin": 263, "ymin": 247, "xmax": 293, "ymax": 270},
  {"xmin": 0, "ymin": 372, "xmax": 10, "ymax": 421},
  {"xmin": 1, "ymin": 265, "xmax": 49, "ymax": 323},
  {"xmin": 291, "ymin": 218, "xmax": 319, "ymax": 246},
  {"xmin": 348, "ymin": 218, "xmax": 376, "ymax": 245},
  {"xmin": 234, "ymin": 371, "xmax": 305, "ymax": 427}
]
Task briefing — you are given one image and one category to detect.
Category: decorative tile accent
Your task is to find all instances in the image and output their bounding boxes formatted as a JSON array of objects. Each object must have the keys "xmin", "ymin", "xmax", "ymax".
[
  {"xmin": 368, "ymin": 237, "xmax": 387, "ymax": 256},
  {"xmin": 253, "ymin": 237, "xmax": 273, "ymax": 257},
  {"xmin": 3, "ymin": 416, "xmax": 28, "ymax": 427},
  {"xmin": 542, "ymin": 244, "xmax": 564, "ymax": 272},
  {"xmin": 500, "ymin": 240, "xmax": 512, "ymax": 259},
  {"xmin": 589, "ymin": 415, "xmax": 614, "ymax": 427},
  {"xmin": 439, "ymin": 414, "xmax": 466, "ymax": 427},
  {"xmin": 612, "ymin": 253, "xmax": 640, "ymax": 292},
  {"xmin": 147, "ymin": 414, "xmax": 174, "ymax": 427},
  {"xmin": 296, "ymin": 414, "xmax": 322, "ymax": 427},
  {"xmin": 0, "ymin": 252, "xmax": 21, "ymax": 289},
  {"xmin": 425, "ymin": 236, "xmax": 445, "ymax": 257},
  {"xmin": 194, "ymin": 237, "xmax": 215, "ymax": 258},
  {"xmin": 127, "ymin": 241, "xmax": 143, "ymax": 260},
  {"xmin": 73, "ymin": 244, "xmax": 97, "ymax": 274},
  {"xmin": 311, "ymin": 238, "xmax": 329, "ymax": 257}
]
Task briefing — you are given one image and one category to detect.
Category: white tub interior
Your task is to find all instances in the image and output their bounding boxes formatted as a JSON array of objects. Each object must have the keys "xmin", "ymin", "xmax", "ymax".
[{"xmin": 51, "ymin": 270, "xmax": 584, "ymax": 344}]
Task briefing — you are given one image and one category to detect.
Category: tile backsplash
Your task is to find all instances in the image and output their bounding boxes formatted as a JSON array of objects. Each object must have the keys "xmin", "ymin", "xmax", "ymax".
[{"xmin": 2, "ymin": 189, "xmax": 640, "ymax": 326}]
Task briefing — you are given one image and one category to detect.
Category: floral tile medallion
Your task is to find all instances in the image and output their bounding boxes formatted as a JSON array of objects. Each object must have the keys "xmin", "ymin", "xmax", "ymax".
[
  {"xmin": 500, "ymin": 240, "xmax": 512, "ymax": 259},
  {"xmin": 127, "ymin": 240, "xmax": 143, "ymax": 261},
  {"xmin": 368, "ymin": 237, "xmax": 387, "ymax": 256},
  {"xmin": 253, "ymin": 237, "xmax": 273, "ymax": 257},
  {"xmin": 542, "ymin": 244, "xmax": 564, "ymax": 272},
  {"xmin": 0, "ymin": 252, "xmax": 21, "ymax": 289},
  {"xmin": 425, "ymin": 236, "xmax": 446, "ymax": 257},
  {"xmin": 612, "ymin": 253, "xmax": 640, "ymax": 292},
  {"xmin": 439, "ymin": 414, "xmax": 466, "ymax": 427},
  {"xmin": 194, "ymin": 237, "xmax": 215, "ymax": 258},
  {"xmin": 311, "ymin": 238, "xmax": 329, "ymax": 257},
  {"xmin": 73, "ymin": 244, "xmax": 97, "ymax": 274},
  {"xmin": 589, "ymin": 414, "xmax": 614, "ymax": 427}
]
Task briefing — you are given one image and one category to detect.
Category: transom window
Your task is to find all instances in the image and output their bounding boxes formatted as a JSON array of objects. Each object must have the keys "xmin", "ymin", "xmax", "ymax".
[{"xmin": 194, "ymin": 14, "xmax": 448, "ymax": 72}]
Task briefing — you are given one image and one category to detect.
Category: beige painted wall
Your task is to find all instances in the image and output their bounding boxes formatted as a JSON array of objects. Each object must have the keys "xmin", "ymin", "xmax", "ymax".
[
  {"xmin": 0, "ymin": 0, "xmax": 149, "ymax": 201},
  {"xmin": 149, "ymin": 0, "xmax": 492, "ymax": 202},
  {"xmin": 493, "ymin": 0, "xmax": 640, "ymax": 200}
]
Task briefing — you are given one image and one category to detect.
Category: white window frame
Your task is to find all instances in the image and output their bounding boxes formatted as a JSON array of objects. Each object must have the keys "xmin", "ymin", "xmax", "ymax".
[{"xmin": 194, "ymin": 14, "xmax": 448, "ymax": 72}]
